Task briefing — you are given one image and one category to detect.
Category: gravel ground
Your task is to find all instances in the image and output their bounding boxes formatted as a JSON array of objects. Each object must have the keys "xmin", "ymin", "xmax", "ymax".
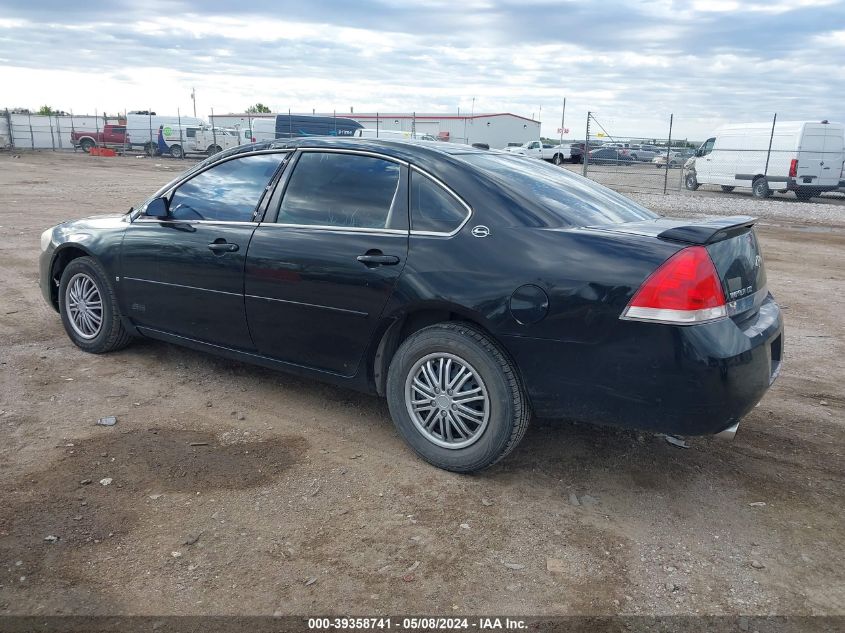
[{"xmin": 1, "ymin": 151, "xmax": 843, "ymax": 618}]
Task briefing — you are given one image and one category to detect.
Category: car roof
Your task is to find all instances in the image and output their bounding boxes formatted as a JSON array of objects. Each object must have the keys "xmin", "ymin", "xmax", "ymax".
[{"xmin": 223, "ymin": 136, "xmax": 490, "ymax": 160}]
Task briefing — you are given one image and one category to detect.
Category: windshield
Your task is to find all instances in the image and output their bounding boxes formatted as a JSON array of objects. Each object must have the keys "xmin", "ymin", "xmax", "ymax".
[{"xmin": 459, "ymin": 153, "xmax": 658, "ymax": 227}]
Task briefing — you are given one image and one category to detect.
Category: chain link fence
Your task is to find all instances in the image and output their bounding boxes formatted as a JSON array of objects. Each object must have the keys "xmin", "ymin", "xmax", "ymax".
[{"xmin": 3, "ymin": 106, "xmax": 843, "ymax": 198}]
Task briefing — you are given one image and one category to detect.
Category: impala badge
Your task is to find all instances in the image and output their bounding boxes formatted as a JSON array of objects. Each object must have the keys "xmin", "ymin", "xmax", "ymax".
[{"xmin": 471, "ymin": 225, "xmax": 490, "ymax": 238}]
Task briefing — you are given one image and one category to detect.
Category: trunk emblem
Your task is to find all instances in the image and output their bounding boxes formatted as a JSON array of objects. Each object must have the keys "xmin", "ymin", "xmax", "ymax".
[{"xmin": 471, "ymin": 225, "xmax": 490, "ymax": 238}]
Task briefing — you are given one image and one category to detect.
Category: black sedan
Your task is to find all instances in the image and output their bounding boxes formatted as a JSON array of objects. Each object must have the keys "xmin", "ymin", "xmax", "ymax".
[
  {"xmin": 588, "ymin": 147, "xmax": 634, "ymax": 165},
  {"xmin": 40, "ymin": 138, "xmax": 783, "ymax": 472}
]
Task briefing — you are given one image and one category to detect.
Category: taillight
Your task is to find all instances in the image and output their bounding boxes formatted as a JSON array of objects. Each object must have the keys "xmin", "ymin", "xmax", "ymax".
[
  {"xmin": 621, "ymin": 246, "xmax": 727, "ymax": 324},
  {"xmin": 789, "ymin": 159, "xmax": 798, "ymax": 178}
]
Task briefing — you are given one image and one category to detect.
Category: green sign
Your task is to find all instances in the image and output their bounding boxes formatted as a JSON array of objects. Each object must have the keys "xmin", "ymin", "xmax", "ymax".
[{"xmin": 163, "ymin": 126, "xmax": 173, "ymax": 136}]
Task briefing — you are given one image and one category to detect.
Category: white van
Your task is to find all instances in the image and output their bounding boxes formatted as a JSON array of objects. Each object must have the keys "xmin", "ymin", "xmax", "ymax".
[
  {"xmin": 156, "ymin": 124, "xmax": 243, "ymax": 158},
  {"xmin": 125, "ymin": 114, "xmax": 206, "ymax": 153},
  {"xmin": 685, "ymin": 120, "xmax": 845, "ymax": 200}
]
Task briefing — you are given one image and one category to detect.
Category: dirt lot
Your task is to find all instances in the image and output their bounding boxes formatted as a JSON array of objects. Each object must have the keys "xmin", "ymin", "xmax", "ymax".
[{"xmin": 0, "ymin": 152, "xmax": 843, "ymax": 617}]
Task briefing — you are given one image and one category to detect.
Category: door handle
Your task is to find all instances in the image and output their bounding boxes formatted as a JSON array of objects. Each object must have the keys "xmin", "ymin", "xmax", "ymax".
[
  {"xmin": 208, "ymin": 241, "xmax": 239, "ymax": 253},
  {"xmin": 357, "ymin": 253, "xmax": 400, "ymax": 266}
]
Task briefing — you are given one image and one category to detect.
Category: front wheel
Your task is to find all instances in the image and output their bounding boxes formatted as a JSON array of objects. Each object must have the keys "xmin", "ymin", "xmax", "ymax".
[
  {"xmin": 207, "ymin": 144, "xmax": 222, "ymax": 156},
  {"xmin": 59, "ymin": 257, "xmax": 132, "ymax": 354},
  {"xmin": 685, "ymin": 173, "xmax": 699, "ymax": 190},
  {"xmin": 386, "ymin": 323, "xmax": 530, "ymax": 473}
]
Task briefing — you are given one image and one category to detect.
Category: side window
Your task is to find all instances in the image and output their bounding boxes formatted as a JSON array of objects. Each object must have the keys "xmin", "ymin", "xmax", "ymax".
[
  {"xmin": 701, "ymin": 138, "xmax": 716, "ymax": 155},
  {"xmin": 277, "ymin": 152, "xmax": 402, "ymax": 229},
  {"xmin": 169, "ymin": 153, "xmax": 285, "ymax": 222},
  {"xmin": 186, "ymin": 128, "xmax": 198, "ymax": 138},
  {"xmin": 410, "ymin": 171, "xmax": 469, "ymax": 234}
]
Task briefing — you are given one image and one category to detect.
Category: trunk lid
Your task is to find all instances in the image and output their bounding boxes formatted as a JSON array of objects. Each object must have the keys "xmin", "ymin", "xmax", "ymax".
[{"xmin": 589, "ymin": 215, "xmax": 767, "ymax": 320}]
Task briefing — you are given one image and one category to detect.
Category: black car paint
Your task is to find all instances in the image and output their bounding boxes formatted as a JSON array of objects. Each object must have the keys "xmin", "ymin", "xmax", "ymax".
[{"xmin": 40, "ymin": 138, "xmax": 783, "ymax": 436}]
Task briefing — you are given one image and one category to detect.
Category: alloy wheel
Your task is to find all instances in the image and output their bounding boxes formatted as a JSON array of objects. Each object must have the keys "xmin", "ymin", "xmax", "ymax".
[
  {"xmin": 404, "ymin": 352, "xmax": 490, "ymax": 449},
  {"xmin": 65, "ymin": 272, "xmax": 103, "ymax": 339}
]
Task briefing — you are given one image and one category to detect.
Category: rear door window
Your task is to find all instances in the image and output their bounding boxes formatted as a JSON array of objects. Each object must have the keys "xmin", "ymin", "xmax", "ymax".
[
  {"xmin": 410, "ymin": 171, "xmax": 470, "ymax": 234},
  {"xmin": 277, "ymin": 152, "xmax": 403, "ymax": 230}
]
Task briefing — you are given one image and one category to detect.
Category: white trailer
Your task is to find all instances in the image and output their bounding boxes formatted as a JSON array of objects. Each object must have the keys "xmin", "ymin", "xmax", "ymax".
[{"xmin": 685, "ymin": 120, "xmax": 844, "ymax": 200}]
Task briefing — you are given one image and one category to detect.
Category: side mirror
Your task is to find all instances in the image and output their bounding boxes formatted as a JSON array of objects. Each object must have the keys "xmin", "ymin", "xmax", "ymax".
[{"xmin": 145, "ymin": 197, "xmax": 169, "ymax": 218}]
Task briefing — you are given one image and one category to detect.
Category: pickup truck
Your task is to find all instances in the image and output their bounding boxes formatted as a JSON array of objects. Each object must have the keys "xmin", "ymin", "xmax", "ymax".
[
  {"xmin": 71, "ymin": 124, "xmax": 128, "ymax": 152},
  {"xmin": 504, "ymin": 141, "xmax": 573, "ymax": 164}
]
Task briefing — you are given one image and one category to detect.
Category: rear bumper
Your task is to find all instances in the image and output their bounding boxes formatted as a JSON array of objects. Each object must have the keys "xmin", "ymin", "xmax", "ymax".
[
  {"xmin": 502, "ymin": 294, "xmax": 783, "ymax": 436},
  {"xmin": 785, "ymin": 178, "xmax": 840, "ymax": 192}
]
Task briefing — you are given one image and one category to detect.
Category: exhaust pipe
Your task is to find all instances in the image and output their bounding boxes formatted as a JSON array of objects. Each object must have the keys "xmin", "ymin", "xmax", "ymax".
[{"xmin": 715, "ymin": 421, "xmax": 739, "ymax": 441}]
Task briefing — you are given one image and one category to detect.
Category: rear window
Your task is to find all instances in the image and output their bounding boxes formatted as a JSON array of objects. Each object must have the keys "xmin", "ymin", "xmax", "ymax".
[{"xmin": 460, "ymin": 153, "xmax": 657, "ymax": 226}]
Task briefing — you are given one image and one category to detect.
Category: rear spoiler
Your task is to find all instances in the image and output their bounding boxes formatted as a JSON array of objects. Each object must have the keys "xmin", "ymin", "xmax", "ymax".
[{"xmin": 658, "ymin": 216, "xmax": 756, "ymax": 245}]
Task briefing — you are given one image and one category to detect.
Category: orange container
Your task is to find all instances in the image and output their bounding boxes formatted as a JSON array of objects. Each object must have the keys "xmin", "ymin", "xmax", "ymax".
[{"xmin": 89, "ymin": 147, "xmax": 117, "ymax": 157}]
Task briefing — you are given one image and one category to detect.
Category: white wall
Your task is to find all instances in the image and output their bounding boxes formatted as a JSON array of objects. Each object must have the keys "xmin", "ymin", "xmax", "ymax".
[{"xmin": 4, "ymin": 114, "xmax": 102, "ymax": 149}]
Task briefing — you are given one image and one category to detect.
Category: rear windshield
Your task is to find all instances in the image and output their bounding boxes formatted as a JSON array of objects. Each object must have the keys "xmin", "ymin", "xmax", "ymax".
[{"xmin": 459, "ymin": 153, "xmax": 658, "ymax": 226}]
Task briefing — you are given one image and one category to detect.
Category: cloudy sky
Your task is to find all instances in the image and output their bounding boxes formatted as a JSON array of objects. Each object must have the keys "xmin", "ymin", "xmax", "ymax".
[{"xmin": 1, "ymin": 0, "xmax": 843, "ymax": 139}]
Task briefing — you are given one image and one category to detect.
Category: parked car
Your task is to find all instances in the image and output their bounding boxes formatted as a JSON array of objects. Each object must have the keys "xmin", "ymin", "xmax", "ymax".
[
  {"xmin": 71, "ymin": 124, "xmax": 127, "ymax": 152},
  {"xmin": 39, "ymin": 138, "xmax": 783, "ymax": 473},
  {"xmin": 653, "ymin": 149, "xmax": 695, "ymax": 168},
  {"xmin": 587, "ymin": 148, "xmax": 634, "ymax": 165},
  {"xmin": 625, "ymin": 146, "xmax": 658, "ymax": 162},
  {"xmin": 684, "ymin": 120, "xmax": 844, "ymax": 200}
]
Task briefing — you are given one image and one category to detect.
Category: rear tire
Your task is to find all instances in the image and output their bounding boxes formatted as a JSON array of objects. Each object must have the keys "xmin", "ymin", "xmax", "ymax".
[
  {"xmin": 752, "ymin": 177, "xmax": 771, "ymax": 198},
  {"xmin": 685, "ymin": 173, "xmax": 699, "ymax": 190},
  {"xmin": 553, "ymin": 153, "xmax": 563, "ymax": 166},
  {"xmin": 386, "ymin": 322, "xmax": 530, "ymax": 473},
  {"xmin": 80, "ymin": 139, "xmax": 95, "ymax": 153},
  {"xmin": 58, "ymin": 257, "xmax": 132, "ymax": 354},
  {"xmin": 169, "ymin": 144, "xmax": 184, "ymax": 159},
  {"xmin": 720, "ymin": 185, "xmax": 735, "ymax": 192}
]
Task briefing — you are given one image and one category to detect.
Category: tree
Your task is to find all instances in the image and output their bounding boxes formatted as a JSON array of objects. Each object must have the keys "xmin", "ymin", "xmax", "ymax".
[
  {"xmin": 246, "ymin": 103, "xmax": 271, "ymax": 114},
  {"xmin": 37, "ymin": 105, "xmax": 56, "ymax": 116}
]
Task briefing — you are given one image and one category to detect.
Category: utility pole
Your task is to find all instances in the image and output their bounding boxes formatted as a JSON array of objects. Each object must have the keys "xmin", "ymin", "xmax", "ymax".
[
  {"xmin": 190, "ymin": 88, "xmax": 196, "ymax": 118},
  {"xmin": 559, "ymin": 99, "xmax": 566, "ymax": 149}
]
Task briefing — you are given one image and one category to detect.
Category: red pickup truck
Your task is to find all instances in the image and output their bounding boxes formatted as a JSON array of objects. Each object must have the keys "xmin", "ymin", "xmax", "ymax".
[{"xmin": 71, "ymin": 124, "xmax": 128, "ymax": 152}]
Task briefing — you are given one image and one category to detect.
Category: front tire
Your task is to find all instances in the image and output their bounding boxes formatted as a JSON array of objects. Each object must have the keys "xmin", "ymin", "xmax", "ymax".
[
  {"xmin": 59, "ymin": 257, "xmax": 132, "ymax": 354},
  {"xmin": 685, "ymin": 173, "xmax": 699, "ymax": 190},
  {"xmin": 386, "ymin": 323, "xmax": 530, "ymax": 473}
]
